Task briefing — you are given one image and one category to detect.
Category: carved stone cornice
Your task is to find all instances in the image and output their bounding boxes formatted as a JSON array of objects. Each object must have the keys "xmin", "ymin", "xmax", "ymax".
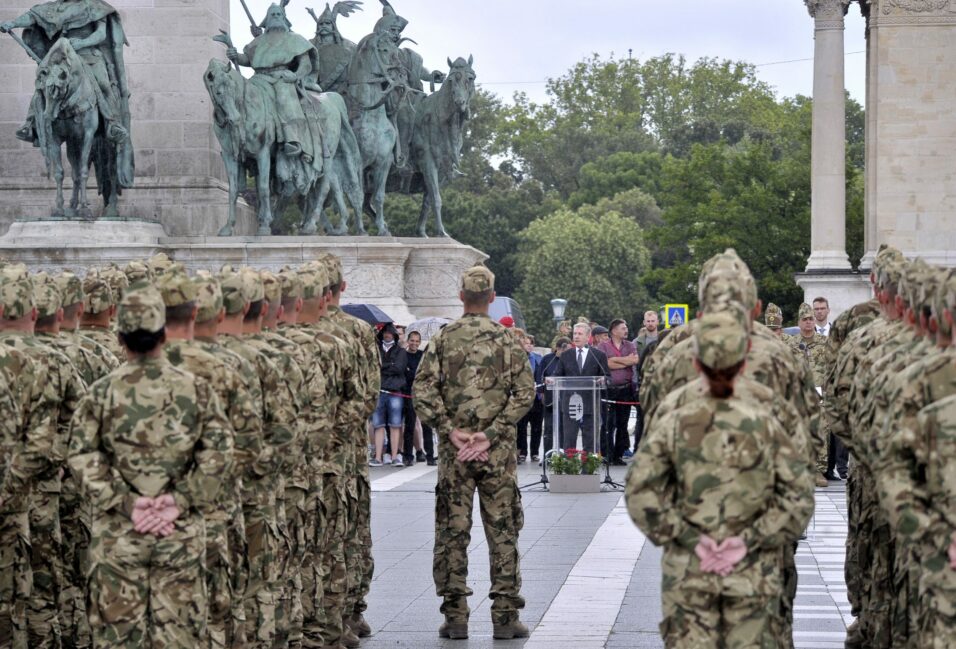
[
  {"xmin": 805, "ymin": 0, "xmax": 851, "ymax": 29},
  {"xmin": 869, "ymin": 0, "xmax": 956, "ymax": 24},
  {"xmin": 881, "ymin": 0, "xmax": 951, "ymax": 14}
]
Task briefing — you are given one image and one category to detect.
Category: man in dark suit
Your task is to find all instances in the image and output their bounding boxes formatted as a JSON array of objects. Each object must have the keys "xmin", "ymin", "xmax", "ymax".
[{"xmin": 551, "ymin": 323, "xmax": 611, "ymax": 453}]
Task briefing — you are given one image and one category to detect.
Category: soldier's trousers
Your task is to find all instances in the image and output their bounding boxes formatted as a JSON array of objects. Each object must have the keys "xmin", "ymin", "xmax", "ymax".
[
  {"xmin": 891, "ymin": 542, "xmax": 919, "ymax": 649},
  {"xmin": 316, "ymin": 475, "xmax": 348, "ymax": 646},
  {"xmin": 278, "ymin": 484, "xmax": 306, "ymax": 648},
  {"xmin": 0, "ymin": 510, "xmax": 31, "ymax": 649},
  {"xmin": 345, "ymin": 474, "xmax": 373, "ymax": 618},
  {"xmin": 242, "ymin": 479, "xmax": 281, "ymax": 648},
  {"xmin": 88, "ymin": 511, "xmax": 207, "ymax": 648},
  {"xmin": 28, "ymin": 490, "xmax": 63, "ymax": 649},
  {"xmin": 205, "ymin": 510, "xmax": 234, "ymax": 649},
  {"xmin": 58, "ymin": 479, "xmax": 91, "ymax": 649},
  {"xmin": 433, "ymin": 462, "xmax": 524, "ymax": 625},
  {"xmin": 863, "ymin": 518, "xmax": 893, "ymax": 648},
  {"xmin": 772, "ymin": 543, "xmax": 797, "ymax": 649},
  {"xmin": 661, "ymin": 588, "xmax": 777, "ymax": 649},
  {"xmin": 917, "ymin": 538, "xmax": 956, "ymax": 649},
  {"xmin": 844, "ymin": 466, "xmax": 862, "ymax": 618}
]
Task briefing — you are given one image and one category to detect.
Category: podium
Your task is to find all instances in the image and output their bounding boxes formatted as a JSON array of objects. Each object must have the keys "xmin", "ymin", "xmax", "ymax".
[{"xmin": 548, "ymin": 376, "xmax": 606, "ymax": 454}]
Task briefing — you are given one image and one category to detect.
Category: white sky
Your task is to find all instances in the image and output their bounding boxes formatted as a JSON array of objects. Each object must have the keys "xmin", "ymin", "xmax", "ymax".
[{"xmin": 229, "ymin": 0, "xmax": 868, "ymax": 106}]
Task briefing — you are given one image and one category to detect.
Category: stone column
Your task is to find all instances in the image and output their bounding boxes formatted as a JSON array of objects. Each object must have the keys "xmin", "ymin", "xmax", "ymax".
[{"xmin": 805, "ymin": 0, "xmax": 851, "ymax": 270}]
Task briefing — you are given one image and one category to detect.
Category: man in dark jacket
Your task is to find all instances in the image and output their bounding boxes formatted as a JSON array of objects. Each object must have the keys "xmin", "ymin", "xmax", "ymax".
[
  {"xmin": 538, "ymin": 337, "xmax": 570, "ymax": 459},
  {"xmin": 371, "ymin": 323, "xmax": 408, "ymax": 466}
]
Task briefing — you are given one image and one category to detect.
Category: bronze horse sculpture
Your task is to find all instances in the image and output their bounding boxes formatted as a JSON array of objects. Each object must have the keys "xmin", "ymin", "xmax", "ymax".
[
  {"xmin": 204, "ymin": 58, "xmax": 363, "ymax": 235},
  {"xmin": 34, "ymin": 38, "xmax": 125, "ymax": 219}
]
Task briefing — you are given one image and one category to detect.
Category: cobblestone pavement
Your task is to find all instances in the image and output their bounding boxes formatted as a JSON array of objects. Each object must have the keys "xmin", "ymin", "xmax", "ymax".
[{"xmin": 363, "ymin": 461, "xmax": 850, "ymax": 648}]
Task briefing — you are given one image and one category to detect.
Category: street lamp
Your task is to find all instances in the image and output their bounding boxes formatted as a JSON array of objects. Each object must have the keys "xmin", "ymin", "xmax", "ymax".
[{"xmin": 550, "ymin": 298, "xmax": 567, "ymax": 330}]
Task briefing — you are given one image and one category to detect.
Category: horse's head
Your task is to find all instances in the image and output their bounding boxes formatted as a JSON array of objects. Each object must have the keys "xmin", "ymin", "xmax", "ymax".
[
  {"xmin": 205, "ymin": 59, "xmax": 242, "ymax": 124},
  {"xmin": 445, "ymin": 55, "xmax": 476, "ymax": 115},
  {"xmin": 36, "ymin": 38, "xmax": 85, "ymax": 118}
]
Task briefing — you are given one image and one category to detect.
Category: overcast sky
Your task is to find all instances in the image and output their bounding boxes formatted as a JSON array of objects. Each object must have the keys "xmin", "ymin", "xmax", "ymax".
[{"xmin": 230, "ymin": 0, "xmax": 868, "ymax": 106}]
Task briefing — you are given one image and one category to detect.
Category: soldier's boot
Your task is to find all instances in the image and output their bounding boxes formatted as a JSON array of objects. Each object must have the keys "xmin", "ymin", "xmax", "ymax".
[
  {"xmin": 438, "ymin": 620, "xmax": 469, "ymax": 640},
  {"xmin": 492, "ymin": 619, "xmax": 529, "ymax": 640},
  {"xmin": 341, "ymin": 627, "xmax": 360, "ymax": 648},
  {"xmin": 815, "ymin": 474, "xmax": 829, "ymax": 488},
  {"xmin": 844, "ymin": 619, "xmax": 863, "ymax": 649},
  {"xmin": 345, "ymin": 613, "xmax": 371, "ymax": 638}
]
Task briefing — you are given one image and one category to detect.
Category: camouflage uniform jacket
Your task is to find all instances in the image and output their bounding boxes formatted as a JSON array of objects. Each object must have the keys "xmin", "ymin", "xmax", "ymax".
[
  {"xmin": 414, "ymin": 313, "xmax": 535, "ymax": 450},
  {"xmin": 626, "ymin": 384, "xmax": 815, "ymax": 595},
  {"xmin": 876, "ymin": 346, "xmax": 956, "ymax": 541},
  {"xmin": 193, "ymin": 336, "xmax": 266, "ymax": 478},
  {"xmin": 67, "ymin": 356, "xmax": 234, "ymax": 516},
  {"xmin": 327, "ymin": 306, "xmax": 381, "ymax": 477},
  {"xmin": 77, "ymin": 324, "xmax": 126, "ymax": 362},
  {"xmin": 37, "ymin": 331, "xmax": 115, "ymax": 386},
  {"xmin": 0, "ymin": 346, "xmax": 48, "ymax": 513},
  {"xmin": 787, "ymin": 333, "xmax": 828, "ymax": 388},
  {"xmin": 0, "ymin": 332, "xmax": 86, "ymax": 496},
  {"xmin": 165, "ymin": 338, "xmax": 260, "ymax": 489},
  {"xmin": 824, "ymin": 299, "xmax": 880, "ymax": 370},
  {"xmin": 639, "ymin": 322, "xmax": 696, "ymax": 424},
  {"xmin": 218, "ymin": 334, "xmax": 299, "ymax": 480}
]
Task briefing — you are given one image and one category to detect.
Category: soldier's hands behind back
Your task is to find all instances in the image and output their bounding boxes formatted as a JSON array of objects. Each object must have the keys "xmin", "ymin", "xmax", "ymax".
[{"xmin": 457, "ymin": 432, "xmax": 491, "ymax": 462}]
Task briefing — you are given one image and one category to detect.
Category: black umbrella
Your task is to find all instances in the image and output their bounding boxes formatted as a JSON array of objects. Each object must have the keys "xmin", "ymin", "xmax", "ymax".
[{"xmin": 342, "ymin": 303, "xmax": 394, "ymax": 325}]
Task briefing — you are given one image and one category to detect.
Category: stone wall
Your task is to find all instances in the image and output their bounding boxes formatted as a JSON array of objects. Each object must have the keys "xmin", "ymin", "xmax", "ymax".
[{"xmin": 0, "ymin": 0, "xmax": 254, "ymax": 235}]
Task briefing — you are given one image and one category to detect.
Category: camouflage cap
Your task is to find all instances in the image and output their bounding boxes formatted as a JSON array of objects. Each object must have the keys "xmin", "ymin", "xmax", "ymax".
[
  {"xmin": 929, "ymin": 268, "xmax": 953, "ymax": 327},
  {"xmin": 193, "ymin": 271, "xmax": 224, "ymax": 323},
  {"xmin": 764, "ymin": 302, "xmax": 783, "ymax": 329},
  {"xmin": 33, "ymin": 272, "xmax": 61, "ymax": 319},
  {"xmin": 798, "ymin": 303, "xmax": 813, "ymax": 320},
  {"xmin": 83, "ymin": 270, "xmax": 114, "ymax": 314},
  {"xmin": 918, "ymin": 266, "xmax": 942, "ymax": 315},
  {"xmin": 147, "ymin": 252, "xmax": 175, "ymax": 276},
  {"xmin": 101, "ymin": 266, "xmax": 129, "ymax": 300},
  {"xmin": 876, "ymin": 257, "xmax": 905, "ymax": 290},
  {"xmin": 117, "ymin": 283, "xmax": 166, "ymax": 334},
  {"xmin": 297, "ymin": 263, "xmax": 328, "ymax": 300},
  {"xmin": 155, "ymin": 266, "xmax": 198, "ymax": 307},
  {"xmin": 55, "ymin": 271, "xmax": 84, "ymax": 307},
  {"xmin": 872, "ymin": 244, "xmax": 904, "ymax": 276},
  {"xmin": 699, "ymin": 267, "xmax": 757, "ymax": 313},
  {"xmin": 693, "ymin": 310, "xmax": 750, "ymax": 371},
  {"xmin": 943, "ymin": 270, "xmax": 956, "ymax": 332},
  {"xmin": 277, "ymin": 269, "xmax": 303, "ymax": 301},
  {"xmin": 124, "ymin": 260, "xmax": 152, "ymax": 285},
  {"xmin": 898, "ymin": 259, "xmax": 929, "ymax": 307},
  {"xmin": 321, "ymin": 253, "xmax": 343, "ymax": 285},
  {"xmin": 461, "ymin": 264, "xmax": 494, "ymax": 292},
  {"xmin": 219, "ymin": 268, "xmax": 264, "ymax": 315},
  {"xmin": 0, "ymin": 264, "xmax": 34, "ymax": 320},
  {"xmin": 261, "ymin": 270, "xmax": 281, "ymax": 305}
]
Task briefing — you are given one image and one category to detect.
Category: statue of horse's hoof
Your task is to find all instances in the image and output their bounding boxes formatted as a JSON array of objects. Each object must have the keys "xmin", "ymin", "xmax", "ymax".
[
  {"xmin": 437, "ymin": 229, "xmax": 450, "ymax": 238},
  {"xmin": 76, "ymin": 206, "xmax": 93, "ymax": 221},
  {"xmin": 331, "ymin": 226, "xmax": 348, "ymax": 236},
  {"xmin": 218, "ymin": 225, "xmax": 234, "ymax": 236},
  {"xmin": 301, "ymin": 222, "xmax": 318, "ymax": 235},
  {"xmin": 51, "ymin": 207, "xmax": 64, "ymax": 218},
  {"xmin": 417, "ymin": 229, "xmax": 428, "ymax": 238},
  {"xmin": 256, "ymin": 225, "xmax": 272, "ymax": 236},
  {"xmin": 354, "ymin": 229, "xmax": 367, "ymax": 236},
  {"xmin": 376, "ymin": 228, "xmax": 391, "ymax": 237}
]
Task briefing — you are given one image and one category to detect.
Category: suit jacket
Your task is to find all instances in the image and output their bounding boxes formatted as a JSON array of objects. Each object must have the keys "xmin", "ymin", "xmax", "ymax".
[{"xmin": 553, "ymin": 345, "xmax": 611, "ymax": 381}]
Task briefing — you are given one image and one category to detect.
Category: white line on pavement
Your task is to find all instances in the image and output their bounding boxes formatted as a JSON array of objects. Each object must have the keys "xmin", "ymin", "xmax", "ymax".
[
  {"xmin": 370, "ymin": 462, "xmax": 436, "ymax": 492},
  {"xmin": 524, "ymin": 495, "xmax": 647, "ymax": 649}
]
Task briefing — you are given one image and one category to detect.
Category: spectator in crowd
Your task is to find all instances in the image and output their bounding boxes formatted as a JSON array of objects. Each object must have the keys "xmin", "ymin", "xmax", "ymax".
[
  {"xmin": 628, "ymin": 310, "xmax": 660, "ymax": 457},
  {"xmin": 552, "ymin": 323, "xmax": 611, "ymax": 451},
  {"xmin": 371, "ymin": 323, "xmax": 408, "ymax": 466},
  {"xmin": 598, "ymin": 319, "xmax": 639, "ymax": 465},
  {"xmin": 516, "ymin": 334, "xmax": 544, "ymax": 463},
  {"xmin": 539, "ymin": 337, "xmax": 570, "ymax": 459},
  {"xmin": 812, "ymin": 297, "xmax": 831, "ymax": 336},
  {"xmin": 591, "ymin": 325, "xmax": 610, "ymax": 346},
  {"xmin": 402, "ymin": 331, "xmax": 434, "ymax": 465},
  {"xmin": 395, "ymin": 324, "xmax": 407, "ymax": 348}
]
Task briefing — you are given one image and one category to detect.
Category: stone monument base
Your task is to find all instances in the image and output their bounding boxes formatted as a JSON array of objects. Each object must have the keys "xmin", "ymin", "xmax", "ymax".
[
  {"xmin": 0, "ymin": 220, "xmax": 486, "ymax": 323},
  {"xmin": 795, "ymin": 270, "xmax": 873, "ymax": 321}
]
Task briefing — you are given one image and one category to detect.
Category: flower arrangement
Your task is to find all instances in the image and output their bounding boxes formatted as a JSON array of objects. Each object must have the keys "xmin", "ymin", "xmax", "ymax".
[{"xmin": 549, "ymin": 448, "xmax": 602, "ymax": 475}]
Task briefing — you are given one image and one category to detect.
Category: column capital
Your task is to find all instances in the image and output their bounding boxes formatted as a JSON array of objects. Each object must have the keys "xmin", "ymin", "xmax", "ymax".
[{"xmin": 805, "ymin": 0, "xmax": 851, "ymax": 23}]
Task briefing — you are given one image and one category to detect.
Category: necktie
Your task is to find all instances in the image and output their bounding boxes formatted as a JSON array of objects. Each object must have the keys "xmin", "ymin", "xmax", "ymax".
[
  {"xmin": 577, "ymin": 348, "xmax": 584, "ymax": 372},
  {"xmin": 817, "ymin": 327, "xmax": 824, "ymax": 335}
]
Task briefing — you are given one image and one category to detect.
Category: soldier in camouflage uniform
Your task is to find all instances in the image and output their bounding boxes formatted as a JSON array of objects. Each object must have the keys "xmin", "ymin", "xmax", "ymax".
[
  {"xmin": 0, "ymin": 265, "xmax": 86, "ymax": 648},
  {"xmin": 78, "ymin": 271, "xmax": 126, "ymax": 361},
  {"xmin": 324, "ymin": 255, "xmax": 380, "ymax": 638},
  {"xmin": 218, "ymin": 268, "xmax": 299, "ymax": 648},
  {"xmin": 156, "ymin": 267, "xmax": 257, "ymax": 649},
  {"xmin": 67, "ymin": 282, "xmax": 234, "ymax": 647},
  {"xmin": 57, "ymin": 272, "xmax": 120, "ymax": 378},
  {"xmin": 786, "ymin": 303, "xmax": 829, "ymax": 479},
  {"xmin": 626, "ymin": 311, "xmax": 814, "ymax": 649},
  {"xmin": 191, "ymin": 271, "xmax": 263, "ymax": 647},
  {"xmin": 414, "ymin": 265, "xmax": 535, "ymax": 640},
  {"xmin": 0, "ymin": 268, "xmax": 59, "ymax": 649}
]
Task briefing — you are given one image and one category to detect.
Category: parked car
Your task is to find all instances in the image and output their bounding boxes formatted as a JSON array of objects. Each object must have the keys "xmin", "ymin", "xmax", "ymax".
[{"xmin": 488, "ymin": 296, "xmax": 527, "ymax": 331}]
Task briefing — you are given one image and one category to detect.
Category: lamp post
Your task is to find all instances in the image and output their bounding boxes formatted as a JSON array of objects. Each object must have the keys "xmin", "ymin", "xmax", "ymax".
[{"xmin": 550, "ymin": 298, "xmax": 567, "ymax": 330}]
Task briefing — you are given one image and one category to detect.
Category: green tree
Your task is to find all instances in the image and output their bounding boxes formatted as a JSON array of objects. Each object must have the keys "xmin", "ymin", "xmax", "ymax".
[
  {"xmin": 568, "ymin": 151, "xmax": 664, "ymax": 209},
  {"xmin": 514, "ymin": 209, "xmax": 650, "ymax": 340}
]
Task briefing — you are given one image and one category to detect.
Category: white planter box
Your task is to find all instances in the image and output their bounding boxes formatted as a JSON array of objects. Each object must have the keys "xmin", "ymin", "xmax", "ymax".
[{"xmin": 548, "ymin": 473, "xmax": 600, "ymax": 493}]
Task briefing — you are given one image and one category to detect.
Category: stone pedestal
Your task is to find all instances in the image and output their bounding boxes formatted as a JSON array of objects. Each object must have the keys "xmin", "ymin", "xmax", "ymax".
[
  {"xmin": 861, "ymin": 1, "xmax": 956, "ymax": 268},
  {"xmin": 0, "ymin": 221, "xmax": 486, "ymax": 322},
  {"xmin": 795, "ymin": 270, "xmax": 873, "ymax": 320},
  {"xmin": 0, "ymin": 0, "xmax": 254, "ymax": 235}
]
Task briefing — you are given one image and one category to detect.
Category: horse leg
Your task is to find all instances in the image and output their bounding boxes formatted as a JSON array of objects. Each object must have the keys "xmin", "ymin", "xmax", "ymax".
[
  {"xmin": 369, "ymin": 162, "xmax": 391, "ymax": 236},
  {"xmin": 74, "ymin": 115, "xmax": 96, "ymax": 219},
  {"xmin": 424, "ymin": 162, "xmax": 448, "ymax": 237},
  {"xmin": 218, "ymin": 154, "xmax": 240, "ymax": 236},
  {"xmin": 256, "ymin": 149, "xmax": 273, "ymax": 236},
  {"xmin": 416, "ymin": 191, "xmax": 431, "ymax": 238},
  {"xmin": 49, "ymin": 141, "xmax": 65, "ymax": 218},
  {"xmin": 302, "ymin": 175, "xmax": 329, "ymax": 235}
]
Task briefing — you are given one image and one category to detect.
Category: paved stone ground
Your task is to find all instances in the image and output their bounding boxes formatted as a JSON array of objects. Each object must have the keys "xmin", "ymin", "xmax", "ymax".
[{"xmin": 361, "ymin": 461, "xmax": 850, "ymax": 649}]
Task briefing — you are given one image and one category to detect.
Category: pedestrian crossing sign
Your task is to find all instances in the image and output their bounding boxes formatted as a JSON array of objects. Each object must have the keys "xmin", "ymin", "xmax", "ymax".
[{"xmin": 664, "ymin": 304, "xmax": 689, "ymax": 329}]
